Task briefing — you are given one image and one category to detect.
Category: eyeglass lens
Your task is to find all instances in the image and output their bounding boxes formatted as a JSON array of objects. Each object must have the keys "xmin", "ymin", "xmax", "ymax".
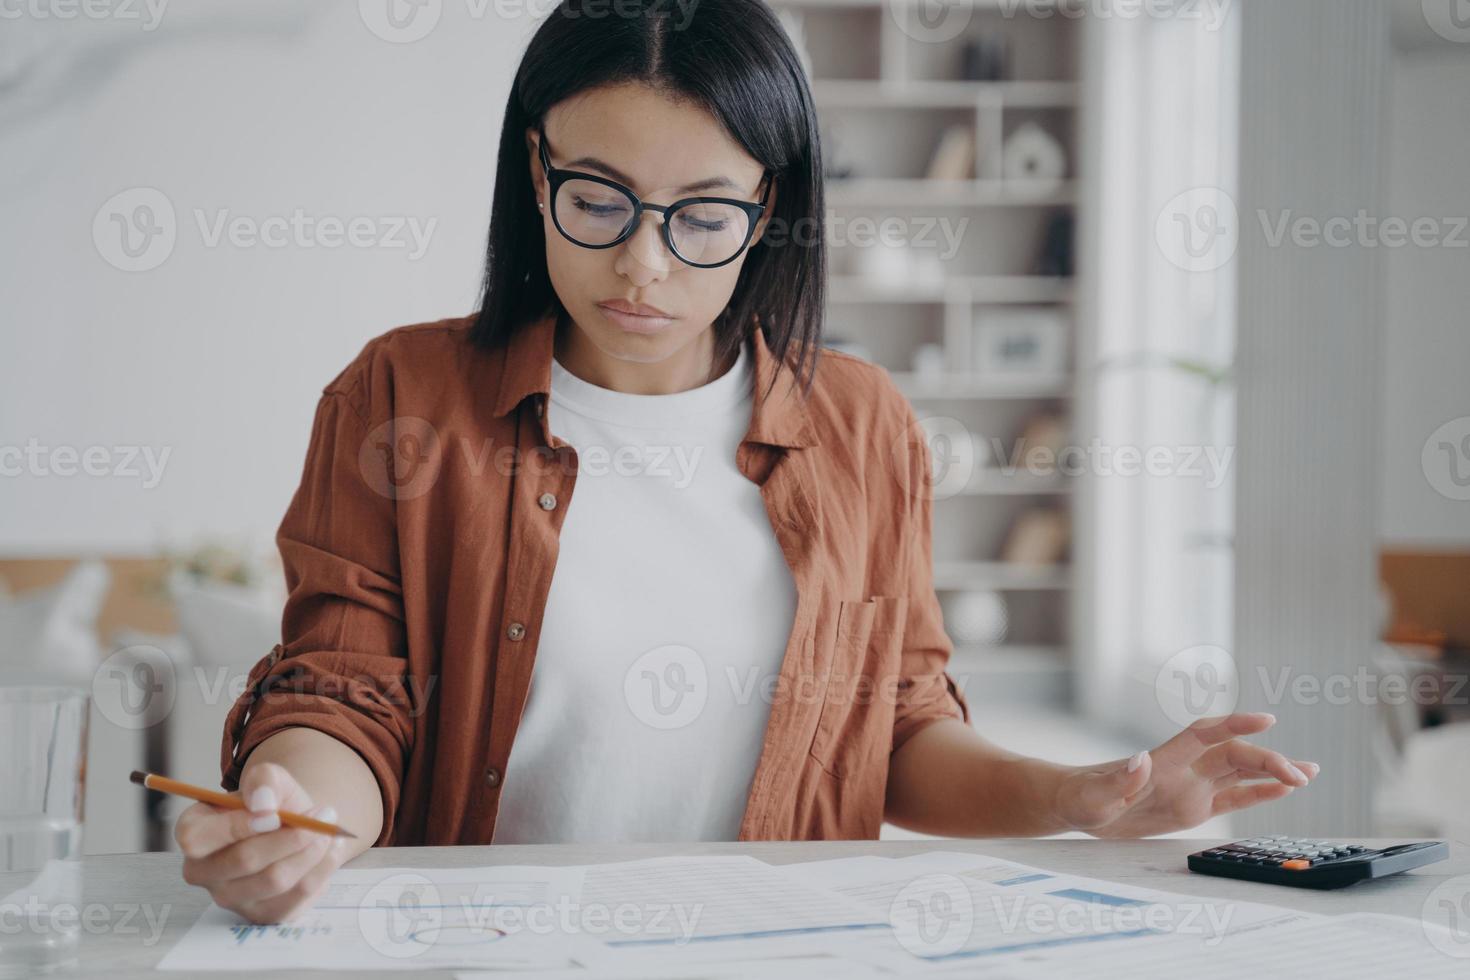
[{"xmin": 553, "ymin": 178, "xmax": 754, "ymax": 266}]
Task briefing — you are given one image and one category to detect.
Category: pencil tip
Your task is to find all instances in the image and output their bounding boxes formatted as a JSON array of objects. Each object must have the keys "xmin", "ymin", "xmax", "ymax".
[
  {"xmin": 129, "ymin": 770, "xmax": 147, "ymax": 785},
  {"xmin": 339, "ymin": 829, "xmax": 359, "ymax": 839}
]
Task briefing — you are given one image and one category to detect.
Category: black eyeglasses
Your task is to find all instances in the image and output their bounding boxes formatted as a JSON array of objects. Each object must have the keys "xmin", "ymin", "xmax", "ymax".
[{"xmin": 537, "ymin": 127, "xmax": 773, "ymax": 270}]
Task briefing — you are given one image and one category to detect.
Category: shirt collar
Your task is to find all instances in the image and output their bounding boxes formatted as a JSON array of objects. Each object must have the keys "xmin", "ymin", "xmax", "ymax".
[{"xmin": 491, "ymin": 311, "xmax": 819, "ymax": 449}]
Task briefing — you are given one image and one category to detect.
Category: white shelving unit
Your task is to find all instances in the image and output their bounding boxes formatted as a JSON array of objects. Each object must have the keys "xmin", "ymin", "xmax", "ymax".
[{"xmin": 776, "ymin": 0, "xmax": 1084, "ymax": 706}]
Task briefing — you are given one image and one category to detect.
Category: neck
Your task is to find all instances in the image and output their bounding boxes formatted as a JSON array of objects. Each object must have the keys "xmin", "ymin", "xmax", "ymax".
[{"xmin": 553, "ymin": 314, "xmax": 740, "ymax": 395}]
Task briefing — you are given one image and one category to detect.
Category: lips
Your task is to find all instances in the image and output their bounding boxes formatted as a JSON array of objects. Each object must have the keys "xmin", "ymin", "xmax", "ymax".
[
  {"xmin": 597, "ymin": 298, "xmax": 673, "ymax": 319},
  {"xmin": 596, "ymin": 303, "xmax": 674, "ymax": 335}
]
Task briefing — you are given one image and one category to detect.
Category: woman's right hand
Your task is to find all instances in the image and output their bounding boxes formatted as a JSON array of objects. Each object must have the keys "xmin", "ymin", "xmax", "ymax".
[{"xmin": 175, "ymin": 761, "xmax": 352, "ymax": 924}]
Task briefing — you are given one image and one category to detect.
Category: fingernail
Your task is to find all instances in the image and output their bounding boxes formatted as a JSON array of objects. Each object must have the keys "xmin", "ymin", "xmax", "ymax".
[
  {"xmin": 1127, "ymin": 751, "xmax": 1147, "ymax": 772},
  {"xmin": 247, "ymin": 787, "xmax": 278, "ymax": 813},
  {"xmin": 1287, "ymin": 765, "xmax": 1307, "ymax": 784},
  {"xmin": 248, "ymin": 812, "xmax": 281, "ymax": 833},
  {"xmin": 317, "ymin": 806, "xmax": 338, "ymax": 825},
  {"xmin": 1305, "ymin": 762, "xmax": 1321, "ymax": 776}
]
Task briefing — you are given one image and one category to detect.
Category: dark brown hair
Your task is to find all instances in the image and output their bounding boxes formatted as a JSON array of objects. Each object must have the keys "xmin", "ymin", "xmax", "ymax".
[{"xmin": 468, "ymin": 0, "xmax": 827, "ymax": 396}]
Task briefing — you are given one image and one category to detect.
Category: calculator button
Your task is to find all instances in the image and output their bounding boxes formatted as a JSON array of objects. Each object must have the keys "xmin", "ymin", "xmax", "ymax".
[{"xmin": 1281, "ymin": 859, "xmax": 1312, "ymax": 870}]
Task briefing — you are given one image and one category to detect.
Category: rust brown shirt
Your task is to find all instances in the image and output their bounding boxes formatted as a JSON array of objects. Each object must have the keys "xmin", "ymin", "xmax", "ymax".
[{"xmin": 221, "ymin": 311, "xmax": 970, "ymax": 845}]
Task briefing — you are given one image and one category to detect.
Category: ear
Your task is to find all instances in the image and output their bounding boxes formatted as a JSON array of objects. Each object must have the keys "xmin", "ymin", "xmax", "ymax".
[{"xmin": 525, "ymin": 127, "xmax": 546, "ymax": 207}]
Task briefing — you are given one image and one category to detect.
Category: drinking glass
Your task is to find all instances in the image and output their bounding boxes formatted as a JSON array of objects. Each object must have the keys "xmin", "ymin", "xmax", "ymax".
[{"xmin": 0, "ymin": 687, "xmax": 88, "ymax": 977}]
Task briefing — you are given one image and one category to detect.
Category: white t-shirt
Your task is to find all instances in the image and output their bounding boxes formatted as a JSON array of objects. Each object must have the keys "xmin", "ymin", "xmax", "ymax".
[{"xmin": 493, "ymin": 338, "xmax": 799, "ymax": 843}]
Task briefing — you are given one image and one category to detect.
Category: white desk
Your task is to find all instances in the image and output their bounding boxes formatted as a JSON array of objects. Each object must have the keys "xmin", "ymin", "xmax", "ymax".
[{"xmin": 70, "ymin": 838, "xmax": 1465, "ymax": 977}]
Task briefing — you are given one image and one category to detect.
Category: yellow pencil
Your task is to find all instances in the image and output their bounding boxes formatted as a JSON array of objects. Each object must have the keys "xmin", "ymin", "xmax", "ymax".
[{"xmin": 130, "ymin": 770, "xmax": 357, "ymax": 838}]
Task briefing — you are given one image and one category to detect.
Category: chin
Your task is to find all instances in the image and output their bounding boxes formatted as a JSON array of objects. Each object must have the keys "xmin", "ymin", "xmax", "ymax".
[{"xmin": 578, "ymin": 322, "xmax": 677, "ymax": 364}]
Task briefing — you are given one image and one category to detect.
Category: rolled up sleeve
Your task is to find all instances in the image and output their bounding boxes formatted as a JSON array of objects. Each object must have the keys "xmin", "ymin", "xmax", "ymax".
[
  {"xmin": 890, "ymin": 398, "xmax": 972, "ymax": 754},
  {"xmin": 220, "ymin": 385, "xmax": 414, "ymax": 845}
]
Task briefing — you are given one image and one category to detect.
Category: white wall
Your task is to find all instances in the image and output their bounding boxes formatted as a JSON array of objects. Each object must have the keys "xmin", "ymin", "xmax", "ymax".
[
  {"xmin": 1, "ymin": 1, "xmax": 540, "ymax": 554},
  {"xmin": 1379, "ymin": 47, "xmax": 1470, "ymax": 548}
]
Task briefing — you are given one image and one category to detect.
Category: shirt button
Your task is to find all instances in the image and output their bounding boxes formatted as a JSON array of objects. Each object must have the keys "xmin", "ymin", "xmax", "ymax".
[
  {"xmin": 535, "ymin": 398, "xmax": 545, "ymax": 419},
  {"xmin": 538, "ymin": 492, "xmax": 557, "ymax": 511},
  {"xmin": 485, "ymin": 767, "xmax": 502, "ymax": 788},
  {"xmin": 506, "ymin": 622, "xmax": 526, "ymax": 641}
]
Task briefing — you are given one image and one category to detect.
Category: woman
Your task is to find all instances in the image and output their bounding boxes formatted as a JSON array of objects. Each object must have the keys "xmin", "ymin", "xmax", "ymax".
[{"xmin": 176, "ymin": 0, "xmax": 1317, "ymax": 925}]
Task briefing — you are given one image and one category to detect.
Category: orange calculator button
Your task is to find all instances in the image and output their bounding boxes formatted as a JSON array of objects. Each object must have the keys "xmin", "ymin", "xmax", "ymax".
[{"xmin": 1281, "ymin": 859, "xmax": 1312, "ymax": 870}]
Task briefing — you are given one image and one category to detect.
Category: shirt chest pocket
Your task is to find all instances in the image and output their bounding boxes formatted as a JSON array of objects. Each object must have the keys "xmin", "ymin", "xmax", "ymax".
[{"xmin": 809, "ymin": 595, "xmax": 908, "ymax": 780}]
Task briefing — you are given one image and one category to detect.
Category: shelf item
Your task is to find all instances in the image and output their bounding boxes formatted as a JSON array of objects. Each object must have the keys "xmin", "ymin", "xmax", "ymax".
[
  {"xmin": 972, "ymin": 307, "xmax": 1071, "ymax": 379},
  {"xmin": 926, "ymin": 123, "xmax": 977, "ymax": 180},
  {"xmin": 941, "ymin": 590, "xmax": 1010, "ymax": 647},
  {"xmin": 1002, "ymin": 121, "xmax": 1068, "ymax": 189},
  {"xmin": 1034, "ymin": 212, "xmax": 1076, "ymax": 278},
  {"xmin": 1000, "ymin": 508, "xmax": 1070, "ymax": 566},
  {"xmin": 960, "ymin": 34, "xmax": 1009, "ymax": 83}
]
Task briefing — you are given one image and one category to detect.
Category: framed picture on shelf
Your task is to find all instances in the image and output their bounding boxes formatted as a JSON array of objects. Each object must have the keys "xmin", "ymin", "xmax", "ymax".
[{"xmin": 972, "ymin": 308, "xmax": 1070, "ymax": 379}]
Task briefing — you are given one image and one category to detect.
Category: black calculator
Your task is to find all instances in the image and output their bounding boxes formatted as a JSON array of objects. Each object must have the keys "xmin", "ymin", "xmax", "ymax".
[{"xmin": 1188, "ymin": 837, "xmax": 1449, "ymax": 889}]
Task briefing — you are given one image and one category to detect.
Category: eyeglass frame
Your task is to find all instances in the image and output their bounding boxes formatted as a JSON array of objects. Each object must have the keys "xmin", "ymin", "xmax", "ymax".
[{"xmin": 536, "ymin": 126, "xmax": 774, "ymax": 270}]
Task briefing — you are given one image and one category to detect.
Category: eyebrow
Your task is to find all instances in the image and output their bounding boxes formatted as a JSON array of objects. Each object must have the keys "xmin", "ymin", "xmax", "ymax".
[{"xmin": 561, "ymin": 153, "xmax": 740, "ymax": 195}]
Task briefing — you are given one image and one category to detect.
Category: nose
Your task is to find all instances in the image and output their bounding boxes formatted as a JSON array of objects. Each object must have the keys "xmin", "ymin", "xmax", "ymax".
[{"xmin": 613, "ymin": 210, "xmax": 674, "ymax": 286}]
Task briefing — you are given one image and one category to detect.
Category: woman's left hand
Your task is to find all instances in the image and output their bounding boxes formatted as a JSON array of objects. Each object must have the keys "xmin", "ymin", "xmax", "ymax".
[{"xmin": 1054, "ymin": 713, "xmax": 1319, "ymax": 839}]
